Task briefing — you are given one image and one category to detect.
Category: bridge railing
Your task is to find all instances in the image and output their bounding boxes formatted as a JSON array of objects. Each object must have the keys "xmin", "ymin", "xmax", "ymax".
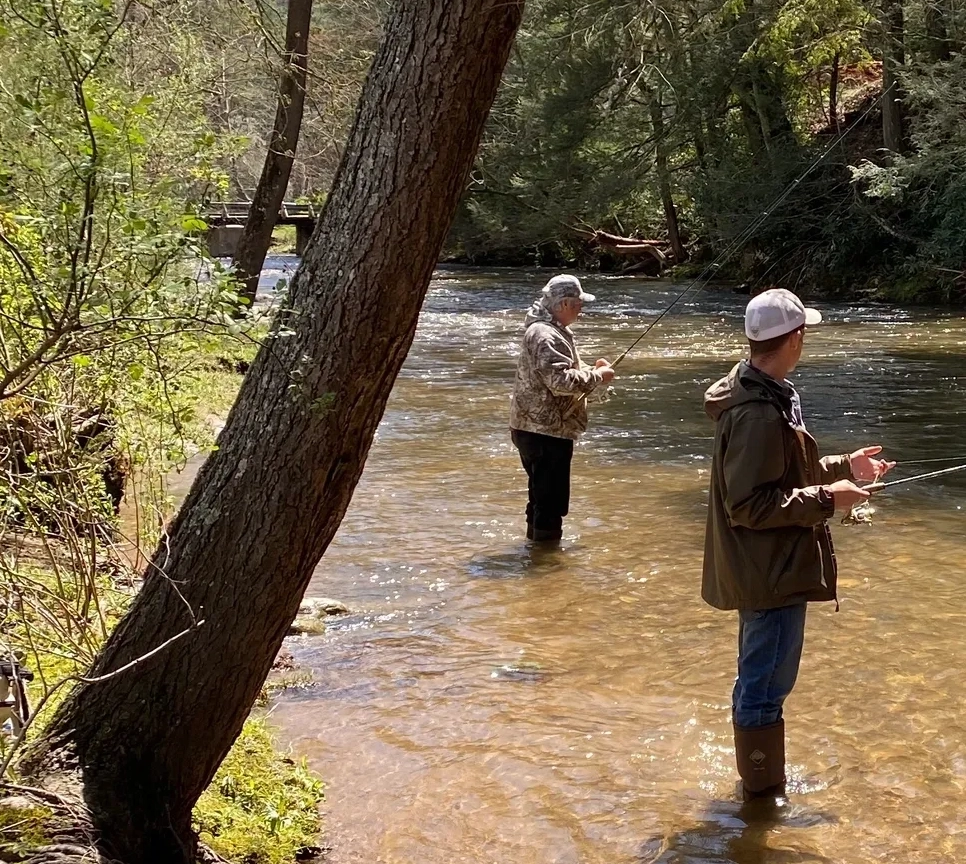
[{"xmin": 206, "ymin": 202, "xmax": 319, "ymax": 225}]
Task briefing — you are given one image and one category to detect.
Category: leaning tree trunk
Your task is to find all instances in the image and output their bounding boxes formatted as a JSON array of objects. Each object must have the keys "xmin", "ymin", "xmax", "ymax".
[
  {"xmin": 231, "ymin": 0, "xmax": 313, "ymax": 306},
  {"xmin": 19, "ymin": 1, "xmax": 524, "ymax": 861},
  {"xmin": 648, "ymin": 91, "xmax": 686, "ymax": 263},
  {"xmin": 881, "ymin": 0, "xmax": 907, "ymax": 154},
  {"xmin": 829, "ymin": 52, "xmax": 840, "ymax": 131}
]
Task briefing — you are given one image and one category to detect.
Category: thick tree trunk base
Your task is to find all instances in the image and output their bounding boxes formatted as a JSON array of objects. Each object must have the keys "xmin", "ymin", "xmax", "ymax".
[
  {"xmin": 0, "ymin": 779, "xmax": 112, "ymax": 863},
  {"xmin": 0, "ymin": 772, "xmax": 200, "ymax": 863},
  {"xmin": 0, "ymin": 778, "xmax": 236, "ymax": 864}
]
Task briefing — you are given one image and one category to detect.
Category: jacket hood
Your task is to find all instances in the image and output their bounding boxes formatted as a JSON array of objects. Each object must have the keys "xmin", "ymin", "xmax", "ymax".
[
  {"xmin": 524, "ymin": 299, "xmax": 554, "ymax": 327},
  {"xmin": 704, "ymin": 360, "xmax": 792, "ymax": 421}
]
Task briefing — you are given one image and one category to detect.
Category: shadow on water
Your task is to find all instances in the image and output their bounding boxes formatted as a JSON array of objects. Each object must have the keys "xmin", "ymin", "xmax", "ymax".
[
  {"xmin": 637, "ymin": 797, "xmax": 838, "ymax": 864},
  {"xmin": 464, "ymin": 542, "xmax": 573, "ymax": 579},
  {"xmin": 882, "ymin": 346, "xmax": 966, "ymax": 362}
]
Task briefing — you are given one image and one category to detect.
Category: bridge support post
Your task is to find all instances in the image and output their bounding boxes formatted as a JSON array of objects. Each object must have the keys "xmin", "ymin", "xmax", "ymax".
[
  {"xmin": 295, "ymin": 223, "xmax": 314, "ymax": 256},
  {"xmin": 206, "ymin": 225, "xmax": 245, "ymax": 258}
]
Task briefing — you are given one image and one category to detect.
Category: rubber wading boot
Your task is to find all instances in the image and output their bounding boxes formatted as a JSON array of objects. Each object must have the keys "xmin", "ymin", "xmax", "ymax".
[
  {"xmin": 733, "ymin": 720, "xmax": 785, "ymax": 800},
  {"xmin": 531, "ymin": 527, "xmax": 562, "ymax": 544}
]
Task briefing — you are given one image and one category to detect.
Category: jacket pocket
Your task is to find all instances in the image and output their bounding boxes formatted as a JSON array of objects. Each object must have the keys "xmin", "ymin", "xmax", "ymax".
[
  {"xmin": 767, "ymin": 533, "xmax": 799, "ymax": 594},
  {"xmin": 768, "ymin": 530, "xmax": 821, "ymax": 596}
]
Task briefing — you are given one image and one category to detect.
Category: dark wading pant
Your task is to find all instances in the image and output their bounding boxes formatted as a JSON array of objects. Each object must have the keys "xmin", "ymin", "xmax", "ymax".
[{"xmin": 510, "ymin": 429, "xmax": 574, "ymax": 541}]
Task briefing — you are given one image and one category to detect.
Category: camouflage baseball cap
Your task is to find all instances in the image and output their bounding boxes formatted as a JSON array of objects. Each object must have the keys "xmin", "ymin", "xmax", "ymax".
[{"xmin": 541, "ymin": 274, "xmax": 596, "ymax": 303}]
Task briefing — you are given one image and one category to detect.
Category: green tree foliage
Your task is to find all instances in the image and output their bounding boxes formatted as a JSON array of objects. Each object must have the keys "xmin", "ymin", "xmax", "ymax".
[
  {"xmin": 0, "ymin": 0, "xmax": 252, "ymax": 564},
  {"xmin": 448, "ymin": 0, "xmax": 966, "ymax": 299},
  {"xmin": 0, "ymin": 4, "xmax": 324, "ymax": 859},
  {"xmin": 0, "ymin": 0, "xmax": 244, "ymax": 398},
  {"xmin": 453, "ymin": 0, "xmax": 679, "ymax": 263},
  {"xmin": 851, "ymin": 51, "xmax": 966, "ymax": 293},
  {"xmin": 0, "ymin": 0, "xmax": 239, "ymax": 717}
]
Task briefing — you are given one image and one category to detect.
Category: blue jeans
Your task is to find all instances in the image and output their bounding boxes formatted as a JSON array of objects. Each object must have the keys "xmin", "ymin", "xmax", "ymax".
[{"xmin": 732, "ymin": 604, "xmax": 807, "ymax": 728}]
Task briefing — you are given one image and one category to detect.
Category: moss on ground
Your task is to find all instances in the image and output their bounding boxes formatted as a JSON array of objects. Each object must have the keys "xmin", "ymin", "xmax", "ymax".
[
  {"xmin": 0, "ymin": 798, "xmax": 53, "ymax": 857},
  {"xmin": 195, "ymin": 718, "xmax": 324, "ymax": 864}
]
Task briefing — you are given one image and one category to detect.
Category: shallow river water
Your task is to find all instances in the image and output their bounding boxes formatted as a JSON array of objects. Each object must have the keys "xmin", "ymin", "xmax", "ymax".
[{"xmin": 265, "ymin": 267, "xmax": 966, "ymax": 864}]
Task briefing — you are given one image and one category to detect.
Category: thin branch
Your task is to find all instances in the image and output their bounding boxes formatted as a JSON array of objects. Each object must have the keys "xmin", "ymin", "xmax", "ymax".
[
  {"xmin": 0, "ymin": 619, "xmax": 203, "ymax": 778},
  {"xmin": 80, "ymin": 620, "xmax": 205, "ymax": 685}
]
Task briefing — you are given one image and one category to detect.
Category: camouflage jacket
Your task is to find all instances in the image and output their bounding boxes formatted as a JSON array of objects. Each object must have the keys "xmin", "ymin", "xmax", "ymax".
[{"xmin": 509, "ymin": 312, "xmax": 605, "ymax": 440}]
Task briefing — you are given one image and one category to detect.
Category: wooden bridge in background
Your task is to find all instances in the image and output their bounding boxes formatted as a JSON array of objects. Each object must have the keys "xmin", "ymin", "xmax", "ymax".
[{"xmin": 205, "ymin": 201, "xmax": 319, "ymax": 256}]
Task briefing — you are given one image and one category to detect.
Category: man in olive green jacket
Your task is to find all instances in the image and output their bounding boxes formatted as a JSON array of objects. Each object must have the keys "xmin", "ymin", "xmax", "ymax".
[{"xmin": 703, "ymin": 288, "xmax": 894, "ymax": 799}]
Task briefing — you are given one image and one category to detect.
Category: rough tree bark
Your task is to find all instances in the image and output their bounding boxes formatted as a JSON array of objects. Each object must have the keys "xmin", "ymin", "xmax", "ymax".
[
  {"xmin": 231, "ymin": 0, "xmax": 313, "ymax": 306},
  {"xmin": 18, "ymin": 1, "xmax": 524, "ymax": 862},
  {"xmin": 881, "ymin": 0, "xmax": 907, "ymax": 154},
  {"xmin": 924, "ymin": 0, "xmax": 951, "ymax": 61}
]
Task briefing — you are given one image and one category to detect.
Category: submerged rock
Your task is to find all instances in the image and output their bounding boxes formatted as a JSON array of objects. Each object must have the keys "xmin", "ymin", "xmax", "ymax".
[
  {"xmin": 490, "ymin": 662, "xmax": 551, "ymax": 683},
  {"xmin": 288, "ymin": 597, "xmax": 350, "ymax": 636},
  {"xmin": 299, "ymin": 597, "xmax": 349, "ymax": 617}
]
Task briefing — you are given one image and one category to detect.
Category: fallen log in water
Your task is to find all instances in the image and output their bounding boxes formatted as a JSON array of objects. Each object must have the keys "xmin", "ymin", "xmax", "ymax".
[{"xmin": 570, "ymin": 226, "xmax": 672, "ymax": 269}]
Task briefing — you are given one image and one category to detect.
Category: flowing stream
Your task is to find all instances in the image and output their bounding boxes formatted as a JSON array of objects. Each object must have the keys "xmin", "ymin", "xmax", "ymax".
[{"xmin": 255, "ymin": 266, "xmax": 966, "ymax": 863}]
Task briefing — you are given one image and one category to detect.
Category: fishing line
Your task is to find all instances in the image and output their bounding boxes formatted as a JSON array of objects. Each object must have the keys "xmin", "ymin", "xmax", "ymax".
[
  {"xmin": 565, "ymin": 87, "xmax": 893, "ymax": 420},
  {"xmin": 608, "ymin": 84, "xmax": 895, "ymax": 371},
  {"xmin": 845, "ymin": 461, "xmax": 966, "ymax": 525}
]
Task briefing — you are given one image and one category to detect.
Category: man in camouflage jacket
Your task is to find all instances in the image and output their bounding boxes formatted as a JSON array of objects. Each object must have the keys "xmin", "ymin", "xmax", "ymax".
[{"xmin": 509, "ymin": 275, "xmax": 615, "ymax": 543}]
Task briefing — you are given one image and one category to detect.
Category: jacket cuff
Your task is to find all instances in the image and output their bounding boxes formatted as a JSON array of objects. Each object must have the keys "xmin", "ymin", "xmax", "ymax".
[
  {"xmin": 818, "ymin": 486, "xmax": 835, "ymax": 518},
  {"xmin": 822, "ymin": 454, "xmax": 854, "ymax": 483}
]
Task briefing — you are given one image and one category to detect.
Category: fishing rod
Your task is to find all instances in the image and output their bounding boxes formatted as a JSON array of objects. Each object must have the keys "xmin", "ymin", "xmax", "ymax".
[
  {"xmin": 893, "ymin": 456, "xmax": 966, "ymax": 465},
  {"xmin": 606, "ymin": 83, "xmax": 896, "ymax": 371},
  {"xmin": 866, "ymin": 462, "xmax": 966, "ymax": 492}
]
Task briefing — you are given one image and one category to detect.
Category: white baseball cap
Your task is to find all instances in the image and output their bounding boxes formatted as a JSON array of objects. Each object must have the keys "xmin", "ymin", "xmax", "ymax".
[{"xmin": 745, "ymin": 288, "xmax": 822, "ymax": 341}]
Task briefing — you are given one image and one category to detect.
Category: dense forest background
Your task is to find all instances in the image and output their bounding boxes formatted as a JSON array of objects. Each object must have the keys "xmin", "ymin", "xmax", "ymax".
[
  {"xmin": 453, "ymin": 0, "xmax": 966, "ymax": 301},
  {"xmin": 4, "ymin": 0, "xmax": 964, "ymax": 301},
  {"xmin": 180, "ymin": 0, "xmax": 966, "ymax": 301}
]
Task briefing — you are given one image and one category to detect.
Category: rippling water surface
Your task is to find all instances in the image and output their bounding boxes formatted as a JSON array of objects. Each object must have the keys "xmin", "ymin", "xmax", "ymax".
[{"xmin": 264, "ymin": 267, "xmax": 966, "ymax": 863}]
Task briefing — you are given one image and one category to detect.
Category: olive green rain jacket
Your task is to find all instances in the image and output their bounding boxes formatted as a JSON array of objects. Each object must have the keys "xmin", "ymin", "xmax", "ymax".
[{"xmin": 702, "ymin": 361, "xmax": 855, "ymax": 611}]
